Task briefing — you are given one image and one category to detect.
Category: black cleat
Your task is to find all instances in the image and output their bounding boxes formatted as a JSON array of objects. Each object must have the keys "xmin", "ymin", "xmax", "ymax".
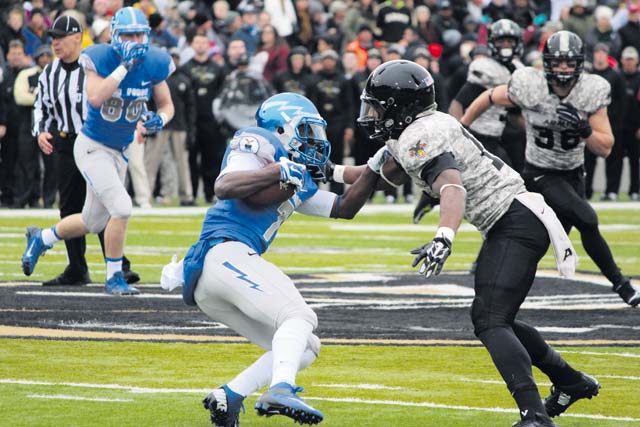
[
  {"xmin": 43, "ymin": 270, "xmax": 91, "ymax": 286},
  {"xmin": 122, "ymin": 269, "xmax": 140, "ymax": 284},
  {"xmin": 613, "ymin": 281, "xmax": 640, "ymax": 307},
  {"xmin": 512, "ymin": 413, "xmax": 558, "ymax": 427},
  {"xmin": 203, "ymin": 385, "xmax": 244, "ymax": 427},
  {"xmin": 543, "ymin": 373, "xmax": 600, "ymax": 417}
]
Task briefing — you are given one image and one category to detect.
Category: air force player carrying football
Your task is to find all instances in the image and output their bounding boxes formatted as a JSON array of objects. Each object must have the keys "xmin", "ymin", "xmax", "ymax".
[
  {"xmin": 160, "ymin": 93, "xmax": 385, "ymax": 426},
  {"xmin": 352, "ymin": 59, "xmax": 588, "ymax": 427},
  {"xmin": 21, "ymin": 7, "xmax": 174, "ymax": 295}
]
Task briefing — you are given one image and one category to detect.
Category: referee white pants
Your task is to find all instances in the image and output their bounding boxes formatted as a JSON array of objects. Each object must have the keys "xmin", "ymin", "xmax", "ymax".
[
  {"xmin": 74, "ymin": 132, "xmax": 132, "ymax": 234},
  {"xmin": 194, "ymin": 241, "xmax": 318, "ymax": 350}
]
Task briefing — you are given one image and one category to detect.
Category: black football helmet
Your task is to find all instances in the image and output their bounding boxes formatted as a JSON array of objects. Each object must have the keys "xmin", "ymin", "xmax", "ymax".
[
  {"xmin": 487, "ymin": 19, "xmax": 523, "ymax": 64},
  {"xmin": 357, "ymin": 60, "xmax": 436, "ymax": 141},
  {"xmin": 543, "ymin": 30, "xmax": 584, "ymax": 88}
]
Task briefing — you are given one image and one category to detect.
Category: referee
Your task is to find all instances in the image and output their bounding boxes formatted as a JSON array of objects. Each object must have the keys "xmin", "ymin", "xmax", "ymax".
[{"xmin": 33, "ymin": 15, "xmax": 139, "ymax": 286}]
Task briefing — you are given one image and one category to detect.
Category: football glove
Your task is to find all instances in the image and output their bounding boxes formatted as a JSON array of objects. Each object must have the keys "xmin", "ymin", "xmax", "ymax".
[
  {"xmin": 141, "ymin": 111, "xmax": 166, "ymax": 136},
  {"xmin": 556, "ymin": 103, "xmax": 592, "ymax": 139},
  {"xmin": 367, "ymin": 146, "xmax": 392, "ymax": 174},
  {"xmin": 308, "ymin": 160, "xmax": 335, "ymax": 183},
  {"xmin": 120, "ymin": 41, "xmax": 148, "ymax": 69},
  {"xmin": 410, "ymin": 237, "xmax": 452, "ymax": 278},
  {"xmin": 278, "ymin": 157, "xmax": 306, "ymax": 189}
]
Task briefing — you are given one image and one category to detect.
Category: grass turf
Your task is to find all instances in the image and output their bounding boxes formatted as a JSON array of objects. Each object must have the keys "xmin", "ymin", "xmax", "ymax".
[{"xmin": 0, "ymin": 207, "xmax": 639, "ymax": 426}]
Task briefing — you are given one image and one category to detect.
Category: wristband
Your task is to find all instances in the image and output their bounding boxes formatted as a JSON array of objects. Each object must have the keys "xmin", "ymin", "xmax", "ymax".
[
  {"xmin": 435, "ymin": 226, "xmax": 455, "ymax": 243},
  {"xmin": 110, "ymin": 65, "xmax": 128, "ymax": 83},
  {"xmin": 333, "ymin": 164, "xmax": 346, "ymax": 183},
  {"xmin": 158, "ymin": 112, "xmax": 169, "ymax": 127}
]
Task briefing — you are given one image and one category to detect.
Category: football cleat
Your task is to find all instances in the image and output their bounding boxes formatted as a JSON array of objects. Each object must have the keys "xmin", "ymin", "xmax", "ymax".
[
  {"xmin": 21, "ymin": 226, "xmax": 52, "ymax": 276},
  {"xmin": 543, "ymin": 373, "xmax": 600, "ymax": 417},
  {"xmin": 512, "ymin": 413, "xmax": 558, "ymax": 427},
  {"xmin": 105, "ymin": 271, "xmax": 140, "ymax": 295},
  {"xmin": 613, "ymin": 281, "xmax": 640, "ymax": 307},
  {"xmin": 203, "ymin": 385, "xmax": 245, "ymax": 427},
  {"xmin": 254, "ymin": 382, "xmax": 323, "ymax": 425}
]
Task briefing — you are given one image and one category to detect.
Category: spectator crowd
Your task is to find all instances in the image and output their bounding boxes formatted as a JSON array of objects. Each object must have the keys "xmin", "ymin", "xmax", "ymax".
[{"xmin": 0, "ymin": 0, "xmax": 639, "ymax": 208}]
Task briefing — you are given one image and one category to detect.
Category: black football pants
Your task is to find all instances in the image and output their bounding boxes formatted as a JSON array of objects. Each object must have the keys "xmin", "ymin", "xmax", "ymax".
[{"xmin": 525, "ymin": 169, "xmax": 626, "ymax": 287}]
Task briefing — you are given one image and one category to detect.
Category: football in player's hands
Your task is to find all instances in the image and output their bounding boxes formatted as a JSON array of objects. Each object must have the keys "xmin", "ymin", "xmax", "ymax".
[{"xmin": 243, "ymin": 181, "xmax": 295, "ymax": 206}]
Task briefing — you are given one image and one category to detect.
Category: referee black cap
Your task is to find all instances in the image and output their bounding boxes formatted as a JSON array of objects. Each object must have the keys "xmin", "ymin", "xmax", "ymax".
[{"xmin": 48, "ymin": 15, "xmax": 83, "ymax": 39}]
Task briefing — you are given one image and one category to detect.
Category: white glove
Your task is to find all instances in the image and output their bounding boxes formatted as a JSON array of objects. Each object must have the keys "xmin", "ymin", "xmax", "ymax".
[
  {"xmin": 160, "ymin": 255, "xmax": 184, "ymax": 291},
  {"xmin": 367, "ymin": 146, "xmax": 391, "ymax": 174},
  {"xmin": 278, "ymin": 157, "xmax": 306, "ymax": 189}
]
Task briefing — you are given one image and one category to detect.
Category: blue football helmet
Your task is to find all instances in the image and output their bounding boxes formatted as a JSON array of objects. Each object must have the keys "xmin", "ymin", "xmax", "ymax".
[
  {"xmin": 110, "ymin": 7, "xmax": 150, "ymax": 59},
  {"xmin": 256, "ymin": 93, "xmax": 331, "ymax": 167}
]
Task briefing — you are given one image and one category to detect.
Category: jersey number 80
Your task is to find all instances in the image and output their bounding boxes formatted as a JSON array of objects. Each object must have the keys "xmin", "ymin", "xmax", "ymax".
[{"xmin": 101, "ymin": 96, "xmax": 146, "ymax": 123}]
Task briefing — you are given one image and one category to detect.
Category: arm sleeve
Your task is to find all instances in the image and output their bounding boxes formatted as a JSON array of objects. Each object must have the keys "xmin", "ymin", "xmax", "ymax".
[
  {"xmin": 32, "ymin": 65, "xmax": 53, "ymax": 136},
  {"xmin": 295, "ymin": 189, "xmax": 338, "ymax": 218},
  {"xmin": 217, "ymin": 151, "xmax": 263, "ymax": 180},
  {"xmin": 454, "ymin": 82, "xmax": 487, "ymax": 109},
  {"xmin": 419, "ymin": 152, "xmax": 461, "ymax": 187}
]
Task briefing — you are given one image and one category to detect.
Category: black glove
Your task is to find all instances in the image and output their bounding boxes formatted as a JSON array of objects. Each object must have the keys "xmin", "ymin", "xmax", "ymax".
[
  {"xmin": 413, "ymin": 192, "xmax": 440, "ymax": 224},
  {"xmin": 308, "ymin": 160, "xmax": 335, "ymax": 184},
  {"xmin": 410, "ymin": 237, "xmax": 452, "ymax": 278},
  {"xmin": 556, "ymin": 103, "xmax": 592, "ymax": 139}
]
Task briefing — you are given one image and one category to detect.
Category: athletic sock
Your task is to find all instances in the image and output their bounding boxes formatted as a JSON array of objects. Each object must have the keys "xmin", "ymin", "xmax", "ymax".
[
  {"xmin": 41, "ymin": 226, "xmax": 61, "ymax": 246},
  {"xmin": 270, "ymin": 318, "xmax": 313, "ymax": 387},
  {"xmin": 106, "ymin": 257, "xmax": 123, "ymax": 280}
]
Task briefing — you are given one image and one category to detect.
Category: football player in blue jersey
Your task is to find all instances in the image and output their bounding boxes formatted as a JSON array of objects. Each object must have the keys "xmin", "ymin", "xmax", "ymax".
[
  {"xmin": 160, "ymin": 92, "xmax": 385, "ymax": 426},
  {"xmin": 21, "ymin": 7, "xmax": 175, "ymax": 295}
]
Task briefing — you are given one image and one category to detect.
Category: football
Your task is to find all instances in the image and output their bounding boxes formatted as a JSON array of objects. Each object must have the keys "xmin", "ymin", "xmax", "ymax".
[{"xmin": 243, "ymin": 182, "xmax": 295, "ymax": 206}]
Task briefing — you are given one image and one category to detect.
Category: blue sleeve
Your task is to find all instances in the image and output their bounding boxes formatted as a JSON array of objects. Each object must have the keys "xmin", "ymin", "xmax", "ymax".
[{"xmin": 83, "ymin": 44, "xmax": 118, "ymax": 77}]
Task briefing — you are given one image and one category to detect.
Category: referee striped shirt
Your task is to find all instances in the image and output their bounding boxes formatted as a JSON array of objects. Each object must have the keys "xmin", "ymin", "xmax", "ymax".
[{"xmin": 32, "ymin": 57, "xmax": 87, "ymax": 136}]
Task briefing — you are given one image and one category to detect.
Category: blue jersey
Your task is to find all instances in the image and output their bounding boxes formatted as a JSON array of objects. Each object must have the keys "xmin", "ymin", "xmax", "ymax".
[
  {"xmin": 79, "ymin": 44, "xmax": 174, "ymax": 149},
  {"xmin": 199, "ymin": 127, "xmax": 319, "ymax": 255}
]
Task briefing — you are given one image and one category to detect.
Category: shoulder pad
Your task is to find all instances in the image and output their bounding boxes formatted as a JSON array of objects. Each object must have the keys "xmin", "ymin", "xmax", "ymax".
[
  {"xmin": 468, "ymin": 57, "xmax": 511, "ymax": 88},
  {"xmin": 144, "ymin": 46, "xmax": 174, "ymax": 82},
  {"xmin": 567, "ymin": 73, "xmax": 611, "ymax": 114},
  {"xmin": 508, "ymin": 67, "xmax": 548, "ymax": 109},
  {"xmin": 229, "ymin": 127, "xmax": 281, "ymax": 163}
]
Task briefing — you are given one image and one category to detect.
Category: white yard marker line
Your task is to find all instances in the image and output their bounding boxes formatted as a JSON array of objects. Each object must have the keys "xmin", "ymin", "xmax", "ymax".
[
  {"xmin": 27, "ymin": 394, "xmax": 133, "ymax": 402},
  {"xmin": 4, "ymin": 379, "xmax": 639, "ymax": 422},
  {"xmin": 313, "ymin": 383, "xmax": 404, "ymax": 390},
  {"xmin": 561, "ymin": 350, "xmax": 640, "ymax": 359}
]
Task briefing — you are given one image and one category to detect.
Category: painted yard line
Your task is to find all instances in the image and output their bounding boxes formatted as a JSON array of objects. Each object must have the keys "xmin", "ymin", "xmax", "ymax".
[
  {"xmin": 1, "ymin": 325, "xmax": 640, "ymax": 346},
  {"xmin": 27, "ymin": 394, "xmax": 134, "ymax": 402},
  {"xmin": 313, "ymin": 383, "xmax": 404, "ymax": 390},
  {"xmin": 4, "ymin": 379, "xmax": 638, "ymax": 422},
  {"xmin": 303, "ymin": 396, "xmax": 640, "ymax": 422},
  {"xmin": 599, "ymin": 375, "xmax": 640, "ymax": 381},
  {"xmin": 561, "ymin": 350, "xmax": 640, "ymax": 359}
]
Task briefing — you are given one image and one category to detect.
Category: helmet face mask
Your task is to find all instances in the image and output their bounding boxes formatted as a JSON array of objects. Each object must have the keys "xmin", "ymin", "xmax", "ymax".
[
  {"xmin": 487, "ymin": 19, "xmax": 523, "ymax": 64},
  {"xmin": 357, "ymin": 60, "xmax": 436, "ymax": 142},
  {"xmin": 256, "ymin": 93, "xmax": 331, "ymax": 167},
  {"xmin": 543, "ymin": 31, "xmax": 584, "ymax": 89},
  {"xmin": 111, "ymin": 7, "xmax": 151, "ymax": 59}
]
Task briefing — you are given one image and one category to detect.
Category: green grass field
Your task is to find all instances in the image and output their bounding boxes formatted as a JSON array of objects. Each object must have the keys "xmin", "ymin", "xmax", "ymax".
[{"xmin": 1, "ymin": 205, "xmax": 639, "ymax": 426}]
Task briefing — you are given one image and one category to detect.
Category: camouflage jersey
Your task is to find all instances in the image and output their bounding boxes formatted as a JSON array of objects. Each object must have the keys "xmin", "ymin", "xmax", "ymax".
[
  {"xmin": 387, "ymin": 111, "xmax": 526, "ymax": 234},
  {"xmin": 467, "ymin": 57, "xmax": 522, "ymax": 138},
  {"xmin": 508, "ymin": 67, "xmax": 611, "ymax": 171}
]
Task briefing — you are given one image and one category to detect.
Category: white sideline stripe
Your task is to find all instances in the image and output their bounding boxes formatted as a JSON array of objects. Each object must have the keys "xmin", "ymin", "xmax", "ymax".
[
  {"xmin": 561, "ymin": 350, "xmax": 640, "ymax": 359},
  {"xmin": 599, "ymin": 375, "xmax": 640, "ymax": 381},
  {"xmin": 4, "ymin": 379, "xmax": 638, "ymax": 422},
  {"xmin": 314, "ymin": 383, "xmax": 404, "ymax": 390},
  {"xmin": 0, "ymin": 201, "xmax": 637, "ymax": 218},
  {"xmin": 28, "ymin": 394, "xmax": 133, "ymax": 402}
]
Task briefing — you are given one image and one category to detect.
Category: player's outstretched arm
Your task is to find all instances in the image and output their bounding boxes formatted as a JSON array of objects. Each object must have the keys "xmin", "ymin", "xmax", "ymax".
[
  {"xmin": 331, "ymin": 166, "xmax": 379, "ymax": 219},
  {"xmin": 459, "ymin": 84, "xmax": 513, "ymax": 127},
  {"xmin": 215, "ymin": 163, "xmax": 282, "ymax": 200},
  {"xmin": 585, "ymin": 107, "xmax": 614, "ymax": 158}
]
